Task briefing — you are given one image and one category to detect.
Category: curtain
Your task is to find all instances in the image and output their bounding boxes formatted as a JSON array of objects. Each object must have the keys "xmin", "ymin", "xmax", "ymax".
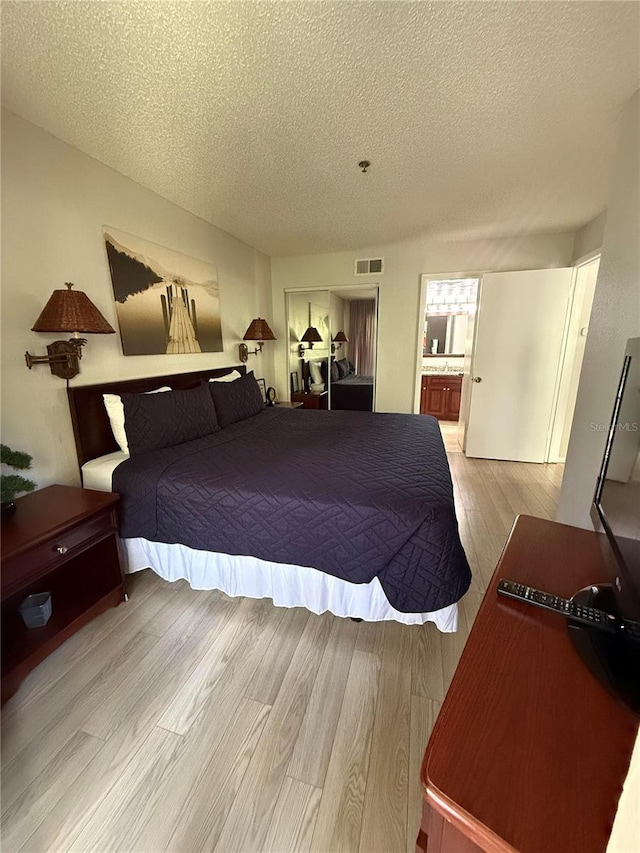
[{"xmin": 349, "ymin": 299, "xmax": 376, "ymax": 375}]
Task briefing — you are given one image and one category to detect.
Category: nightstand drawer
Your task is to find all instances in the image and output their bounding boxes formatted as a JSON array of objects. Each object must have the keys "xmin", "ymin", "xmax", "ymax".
[
  {"xmin": 291, "ymin": 391, "xmax": 329, "ymax": 410},
  {"xmin": 2, "ymin": 511, "xmax": 113, "ymax": 598}
]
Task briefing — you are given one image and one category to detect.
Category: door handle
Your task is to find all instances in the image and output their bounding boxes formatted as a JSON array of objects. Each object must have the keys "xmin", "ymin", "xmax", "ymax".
[{"xmin": 472, "ymin": 377, "xmax": 482, "ymax": 383}]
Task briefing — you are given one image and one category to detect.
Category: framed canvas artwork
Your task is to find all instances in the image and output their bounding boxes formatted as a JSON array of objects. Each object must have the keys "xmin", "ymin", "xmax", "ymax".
[{"xmin": 103, "ymin": 227, "xmax": 223, "ymax": 356}]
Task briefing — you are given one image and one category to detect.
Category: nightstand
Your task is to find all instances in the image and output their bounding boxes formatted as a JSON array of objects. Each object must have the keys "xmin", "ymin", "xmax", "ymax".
[
  {"xmin": 1, "ymin": 485, "xmax": 126, "ymax": 703},
  {"xmin": 291, "ymin": 391, "xmax": 329, "ymax": 410}
]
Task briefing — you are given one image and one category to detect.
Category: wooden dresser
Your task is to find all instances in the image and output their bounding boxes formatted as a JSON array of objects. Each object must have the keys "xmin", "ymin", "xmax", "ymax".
[
  {"xmin": 418, "ymin": 515, "xmax": 639, "ymax": 853},
  {"xmin": 1, "ymin": 485, "xmax": 126, "ymax": 703}
]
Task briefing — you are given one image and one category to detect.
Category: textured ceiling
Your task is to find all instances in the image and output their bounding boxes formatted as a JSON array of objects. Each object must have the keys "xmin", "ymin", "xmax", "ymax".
[{"xmin": 2, "ymin": 1, "xmax": 639, "ymax": 256}]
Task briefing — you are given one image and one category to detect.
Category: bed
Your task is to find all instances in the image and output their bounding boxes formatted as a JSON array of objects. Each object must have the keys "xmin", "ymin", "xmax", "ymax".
[
  {"xmin": 68, "ymin": 367, "xmax": 471, "ymax": 630},
  {"xmin": 303, "ymin": 358, "xmax": 374, "ymax": 411},
  {"xmin": 330, "ymin": 372, "xmax": 374, "ymax": 411}
]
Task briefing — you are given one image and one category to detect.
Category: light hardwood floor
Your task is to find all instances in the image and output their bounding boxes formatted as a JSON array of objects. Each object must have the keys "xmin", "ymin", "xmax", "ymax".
[{"xmin": 1, "ymin": 424, "xmax": 564, "ymax": 853}]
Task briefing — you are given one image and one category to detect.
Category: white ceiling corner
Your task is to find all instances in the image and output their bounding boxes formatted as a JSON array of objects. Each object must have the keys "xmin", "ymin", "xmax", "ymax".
[{"xmin": 1, "ymin": 1, "xmax": 639, "ymax": 257}]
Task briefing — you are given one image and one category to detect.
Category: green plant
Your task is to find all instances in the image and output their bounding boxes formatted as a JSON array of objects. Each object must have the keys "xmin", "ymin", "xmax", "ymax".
[{"xmin": 1, "ymin": 444, "xmax": 36, "ymax": 504}]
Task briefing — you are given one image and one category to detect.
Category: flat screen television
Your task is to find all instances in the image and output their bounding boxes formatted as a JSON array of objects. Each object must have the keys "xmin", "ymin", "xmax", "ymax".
[
  {"xmin": 579, "ymin": 336, "xmax": 640, "ymax": 712},
  {"xmin": 592, "ymin": 337, "xmax": 640, "ymax": 623}
]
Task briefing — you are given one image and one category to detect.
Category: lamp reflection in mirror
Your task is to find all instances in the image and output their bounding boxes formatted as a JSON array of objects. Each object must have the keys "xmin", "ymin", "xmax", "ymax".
[
  {"xmin": 298, "ymin": 326, "xmax": 323, "ymax": 359},
  {"xmin": 239, "ymin": 317, "xmax": 276, "ymax": 363},
  {"xmin": 25, "ymin": 282, "xmax": 115, "ymax": 380},
  {"xmin": 331, "ymin": 330, "xmax": 349, "ymax": 354}
]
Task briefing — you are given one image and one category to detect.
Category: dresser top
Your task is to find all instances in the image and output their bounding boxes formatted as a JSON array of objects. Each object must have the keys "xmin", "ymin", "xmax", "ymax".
[
  {"xmin": 2, "ymin": 485, "xmax": 118, "ymax": 562},
  {"xmin": 422, "ymin": 514, "xmax": 639, "ymax": 853}
]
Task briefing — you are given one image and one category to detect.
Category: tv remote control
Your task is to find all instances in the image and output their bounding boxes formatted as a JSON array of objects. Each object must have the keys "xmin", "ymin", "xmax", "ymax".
[{"xmin": 497, "ymin": 579, "xmax": 618, "ymax": 633}]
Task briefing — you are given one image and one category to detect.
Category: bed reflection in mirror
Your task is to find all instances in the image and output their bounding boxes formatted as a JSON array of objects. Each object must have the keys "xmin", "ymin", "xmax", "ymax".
[{"xmin": 286, "ymin": 287, "xmax": 378, "ymax": 412}]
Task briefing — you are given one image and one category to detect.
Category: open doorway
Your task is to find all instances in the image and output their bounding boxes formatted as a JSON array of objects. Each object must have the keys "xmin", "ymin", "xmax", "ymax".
[
  {"xmin": 417, "ymin": 262, "xmax": 598, "ymax": 464},
  {"xmin": 414, "ymin": 277, "xmax": 479, "ymax": 429}
]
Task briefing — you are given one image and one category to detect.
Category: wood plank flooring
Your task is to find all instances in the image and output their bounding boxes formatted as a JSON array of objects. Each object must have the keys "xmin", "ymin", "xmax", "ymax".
[{"xmin": 1, "ymin": 423, "xmax": 564, "ymax": 852}]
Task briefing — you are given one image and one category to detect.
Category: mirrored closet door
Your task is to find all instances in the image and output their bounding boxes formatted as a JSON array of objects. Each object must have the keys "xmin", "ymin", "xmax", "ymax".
[
  {"xmin": 287, "ymin": 290, "xmax": 331, "ymax": 410},
  {"xmin": 286, "ymin": 287, "xmax": 378, "ymax": 411}
]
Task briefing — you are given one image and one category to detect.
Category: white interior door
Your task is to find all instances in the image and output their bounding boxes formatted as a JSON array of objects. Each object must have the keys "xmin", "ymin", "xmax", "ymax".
[
  {"xmin": 457, "ymin": 291, "xmax": 480, "ymax": 452},
  {"xmin": 465, "ymin": 268, "xmax": 573, "ymax": 463}
]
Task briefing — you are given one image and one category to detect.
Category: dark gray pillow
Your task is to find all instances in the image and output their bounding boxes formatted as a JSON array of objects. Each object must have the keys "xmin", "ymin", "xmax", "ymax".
[
  {"xmin": 348, "ymin": 360, "xmax": 356, "ymax": 374},
  {"xmin": 121, "ymin": 382, "xmax": 219, "ymax": 455},
  {"xmin": 330, "ymin": 361, "xmax": 340, "ymax": 382},
  {"xmin": 336, "ymin": 358, "xmax": 350, "ymax": 379},
  {"xmin": 209, "ymin": 370, "xmax": 264, "ymax": 428}
]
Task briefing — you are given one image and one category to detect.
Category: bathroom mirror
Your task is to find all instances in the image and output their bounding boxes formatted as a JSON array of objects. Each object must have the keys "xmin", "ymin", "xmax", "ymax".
[{"xmin": 424, "ymin": 312, "xmax": 469, "ymax": 356}]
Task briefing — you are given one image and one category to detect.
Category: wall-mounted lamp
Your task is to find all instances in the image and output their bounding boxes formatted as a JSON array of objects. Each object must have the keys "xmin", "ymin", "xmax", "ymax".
[
  {"xmin": 331, "ymin": 330, "xmax": 349, "ymax": 354},
  {"xmin": 239, "ymin": 317, "xmax": 276, "ymax": 363},
  {"xmin": 298, "ymin": 326, "xmax": 323, "ymax": 359},
  {"xmin": 25, "ymin": 282, "xmax": 115, "ymax": 380}
]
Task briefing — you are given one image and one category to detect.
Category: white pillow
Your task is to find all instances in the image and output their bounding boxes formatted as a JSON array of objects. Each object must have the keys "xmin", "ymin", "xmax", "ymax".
[
  {"xmin": 103, "ymin": 387, "xmax": 172, "ymax": 454},
  {"xmin": 208, "ymin": 370, "xmax": 242, "ymax": 383},
  {"xmin": 309, "ymin": 381, "xmax": 326, "ymax": 393},
  {"xmin": 309, "ymin": 361, "xmax": 323, "ymax": 386}
]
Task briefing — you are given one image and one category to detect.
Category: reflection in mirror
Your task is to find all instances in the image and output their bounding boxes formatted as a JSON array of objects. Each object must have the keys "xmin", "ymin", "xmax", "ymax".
[
  {"xmin": 328, "ymin": 289, "xmax": 377, "ymax": 412},
  {"xmin": 287, "ymin": 291, "xmax": 330, "ymax": 406},
  {"xmin": 286, "ymin": 287, "xmax": 378, "ymax": 411}
]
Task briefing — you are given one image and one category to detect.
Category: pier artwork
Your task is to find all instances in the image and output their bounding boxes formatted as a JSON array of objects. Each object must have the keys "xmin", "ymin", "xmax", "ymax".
[
  {"xmin": 161, "ymin": 281, "xmax": 202, "ymax": 354},
  {"xmin": 104, "ymin": 227, "xmax": 223, "ymax": 356}
]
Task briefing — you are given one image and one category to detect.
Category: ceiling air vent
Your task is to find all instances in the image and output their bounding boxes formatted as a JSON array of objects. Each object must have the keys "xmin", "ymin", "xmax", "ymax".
[{"xmin": 355, "ymin": 258, "xmax": 384, "ymax": 276}]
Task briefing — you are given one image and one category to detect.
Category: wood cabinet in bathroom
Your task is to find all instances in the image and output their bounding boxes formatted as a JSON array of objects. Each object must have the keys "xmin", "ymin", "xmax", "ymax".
[{"xmin": 420, "ymin": 374, "xmax": 462, "ymax": 420}]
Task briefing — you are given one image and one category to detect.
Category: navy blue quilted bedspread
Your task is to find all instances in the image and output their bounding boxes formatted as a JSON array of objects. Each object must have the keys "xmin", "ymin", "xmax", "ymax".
[{"xmin": 112, "ymin": 408, "xmax": 471, "ymax": 612}]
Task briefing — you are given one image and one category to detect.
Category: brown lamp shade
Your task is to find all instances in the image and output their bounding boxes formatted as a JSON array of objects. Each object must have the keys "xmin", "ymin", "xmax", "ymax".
[
  {"xmin": 243, "ymin": 318, "xmax": 276, "ymax": 342},
  {"xmin": 301, "ymin": 326, "xmax": 323, "ymax": 344},
  {"xmin": 332, "ymin": 330, "xmax": 349, "ymax": 343},
  {"xmin": 31, "ymin": 282, "xmax": 115, "ymax": 334}
]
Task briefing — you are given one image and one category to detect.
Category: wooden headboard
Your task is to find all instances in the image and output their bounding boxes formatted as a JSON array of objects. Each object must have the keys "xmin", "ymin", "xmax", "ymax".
[{"xmin": 67, "ymin": 365, "xmax": 246, "ymax": 469}]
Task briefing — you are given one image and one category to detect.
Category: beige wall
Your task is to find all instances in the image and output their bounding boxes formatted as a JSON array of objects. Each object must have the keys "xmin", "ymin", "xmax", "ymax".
[
  {"xmin": 557, "ymin": 90, "xmax": 640, "ymax": 529},
  {"xmin": 272, "ymin": 232, "xmax": 574, "ymax": 412},
  {"xmin": 572, "ymin": 211, "xmax": 607, "ymax": 262},
  {"xmin": 1, "ymin": 111, "xmax": 273, "ymax": 488}
]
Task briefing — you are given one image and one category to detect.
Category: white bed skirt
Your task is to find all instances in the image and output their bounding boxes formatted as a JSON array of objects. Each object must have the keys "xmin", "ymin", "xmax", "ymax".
[{"xmin": 122, "ymin": 537, "xmax": 458, "ymax": 631}]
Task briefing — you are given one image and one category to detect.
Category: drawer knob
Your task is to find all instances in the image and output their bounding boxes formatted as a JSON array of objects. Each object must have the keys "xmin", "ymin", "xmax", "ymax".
[{"xmin": 56, "ymin": 545, "xmax": 68, "ymax": 555}]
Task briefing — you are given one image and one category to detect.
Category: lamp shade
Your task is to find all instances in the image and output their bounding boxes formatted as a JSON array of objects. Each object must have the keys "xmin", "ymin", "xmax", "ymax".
[
  {"xmin": 301, "ymin": 326, "xmax": 323, "ymax": 344},
  {"xmin": 243, "ymin": 318, "xmax": 276, "ymax": 342},
  {"xmin": 332, "ymin": 330, "xmax": 349, "ymax": 343},
  {"xmin": 31, "ymin": 283, "xmax": 115, "ymax": 334}
]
